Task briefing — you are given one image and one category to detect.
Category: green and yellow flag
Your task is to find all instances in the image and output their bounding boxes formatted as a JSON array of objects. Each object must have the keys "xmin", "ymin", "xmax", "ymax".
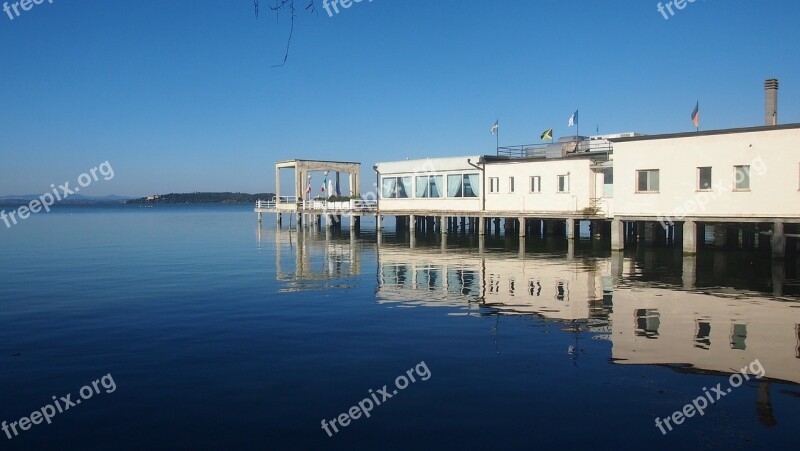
[{"xmin": 540, "ymin": 128, "xmax": 553, "ymax": 141}]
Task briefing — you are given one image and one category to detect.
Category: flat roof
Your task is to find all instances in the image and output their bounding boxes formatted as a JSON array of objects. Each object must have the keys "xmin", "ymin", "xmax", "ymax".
[
  {"xmin": 609, "ymin": 123, "xmax": 800, "ymax": 143},
  {"xmin": 276, "ymin": 159, "xmax": 361, "ymax": 165}
]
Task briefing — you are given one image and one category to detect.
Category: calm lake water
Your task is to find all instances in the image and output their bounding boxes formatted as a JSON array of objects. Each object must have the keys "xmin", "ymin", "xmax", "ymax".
[{"xmin": 1, "ymin": 205, "xmax": 799, "ymax": 450}]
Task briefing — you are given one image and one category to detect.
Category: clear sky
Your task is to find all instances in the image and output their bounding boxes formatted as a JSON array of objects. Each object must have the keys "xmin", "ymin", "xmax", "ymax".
[{"xmin": 1, "ymin": 0, "xmax": 799, "ymax": 197}]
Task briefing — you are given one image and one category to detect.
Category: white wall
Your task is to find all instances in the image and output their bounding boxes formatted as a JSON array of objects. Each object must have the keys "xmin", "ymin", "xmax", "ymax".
[
  {"xmin": 612, "ymin": 127, "xmax": 800, "ymax": 220},
  {"xmin": 484, "ymin": 158, "xmax": 596, "ymax": 215}
]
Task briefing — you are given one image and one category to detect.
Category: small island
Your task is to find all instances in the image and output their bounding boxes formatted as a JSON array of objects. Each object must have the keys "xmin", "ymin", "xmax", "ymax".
[{"xmin": 126, "ymin": 192, "xmax": 275, "ymax": 205}]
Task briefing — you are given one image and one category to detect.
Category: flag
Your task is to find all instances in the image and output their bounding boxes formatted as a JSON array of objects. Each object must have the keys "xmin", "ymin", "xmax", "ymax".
[
  {"xmin": 568, "ymin": 110, "xmax": 578, "ymax": 127},
  {"xmin": 306, "ymin": 183, "xmax": 311, "ymax": 194},
  {"xmin": 321, "ymin": 181, "xmax": 326, "ymax": 193},
  {"xmin": 691, "ymin": 101, "xmax": 700, "ymax": 128},
  {"xmin": 540, "ymin": 128, "xmax": 553, "ymax": 141},
  {"xmin": 490, "ymin": 120, "xmax": 499, "ymax": 135}
]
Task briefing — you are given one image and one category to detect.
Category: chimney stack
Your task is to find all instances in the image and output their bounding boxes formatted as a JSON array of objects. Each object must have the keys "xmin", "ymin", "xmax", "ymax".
[{"xmin": 765, "ymin": 78, "xmax": 779, "ymax": 126}]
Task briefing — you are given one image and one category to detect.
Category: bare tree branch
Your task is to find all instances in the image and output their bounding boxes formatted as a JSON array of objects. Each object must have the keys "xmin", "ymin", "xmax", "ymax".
[{"xmin": 254, "ymin": 0, "xmax": 316, "ymax": 66}]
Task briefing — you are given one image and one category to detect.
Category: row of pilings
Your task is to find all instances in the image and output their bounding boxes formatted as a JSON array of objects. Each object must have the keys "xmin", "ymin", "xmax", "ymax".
[{"xmin": 384, "ymin": 215, "xmax": 797, "ymax": 259}]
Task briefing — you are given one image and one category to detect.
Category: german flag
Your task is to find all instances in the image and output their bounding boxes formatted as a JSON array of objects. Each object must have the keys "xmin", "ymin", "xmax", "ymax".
[{"xmin": 691, "ymin": 101, "xmax": 700, "ymax": 128}]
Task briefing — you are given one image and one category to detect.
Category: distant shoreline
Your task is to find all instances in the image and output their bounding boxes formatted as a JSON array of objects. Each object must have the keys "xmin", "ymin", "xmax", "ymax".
[{"xmin": 125, "ymin": 192, "xmax": 275, "ymax": 205}]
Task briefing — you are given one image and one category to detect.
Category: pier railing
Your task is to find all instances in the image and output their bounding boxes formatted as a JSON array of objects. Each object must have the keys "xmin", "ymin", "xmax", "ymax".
[{"xmin": 257, "ymin": 198, "xmax": 378, "ymax": 213}]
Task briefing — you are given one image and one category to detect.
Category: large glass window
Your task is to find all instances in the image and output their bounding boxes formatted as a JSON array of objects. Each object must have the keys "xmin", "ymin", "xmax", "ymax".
[
  {"xmin": 636, "ymin": 169, "xmax": 659, "ymax": 193},
  {"xmin": 734, "ymin": 165, "xmax": 750, "ymax": 191},
  {"xmin": 381, "ymin": 176, "xmax": 411, "ymax": 198},
  {"xmin": 415, "ymin": 175, "xmax": 443, "ymax": 198},
  {"xmin": 447, "ymin": 173, "xmax": 480, "ymax": 198}
]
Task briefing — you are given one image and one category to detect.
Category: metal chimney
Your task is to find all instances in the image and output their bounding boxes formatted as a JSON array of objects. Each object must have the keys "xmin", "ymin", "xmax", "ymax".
[{"xmin": 765, "ymin": 78, "xmax": 779, "ymax": 126}]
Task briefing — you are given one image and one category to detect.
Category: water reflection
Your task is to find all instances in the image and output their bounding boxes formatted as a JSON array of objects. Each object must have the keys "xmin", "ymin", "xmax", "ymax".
[{"xmin": 262, "ymin": 226, "xmax": 800, "ymax": 385}]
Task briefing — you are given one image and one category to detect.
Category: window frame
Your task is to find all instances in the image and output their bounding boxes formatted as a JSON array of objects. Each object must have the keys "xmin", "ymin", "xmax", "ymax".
[
  {"xmin": 697, "ymin": 166, "xmax": 712, "ymax": 191},
  {"xmin": 635, "ymin": 169, "xmax": 660, "ymax": 193},
  {"xmin": 734, "ymin": 165, "xmax": 751, "ymax": 191},
  {"xmin": 530, "ymin": 176, "xmax": 541, "ymax": 194},
  {"xmin": 557, "ymin": 174, "xmax": 570, "ymax": 193},
  {"xmin": 489, "ymin": 177, "xmax": 500, "ymax": 194}
]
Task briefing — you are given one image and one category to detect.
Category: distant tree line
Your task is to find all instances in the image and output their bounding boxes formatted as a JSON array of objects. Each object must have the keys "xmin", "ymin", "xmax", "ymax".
[{"xmin": 126, "ymin": 192, "xmax": 275, "ymax": 204}]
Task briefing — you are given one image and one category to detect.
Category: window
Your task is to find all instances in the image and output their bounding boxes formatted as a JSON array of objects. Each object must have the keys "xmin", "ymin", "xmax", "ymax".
[
  {"xmin": 730, "ymin": 324, "xmax": 747, "ymax": 350},
  {"xmin": 530, "ymin": 176, "xmax": 541, "ymax": 193},
  {"xmin": 509, "ymin": 177, "xmax": 515, "ymax": 193},
  {"xmin": 697, "ymin": 167, "xmax": 712, "ymax": 190},
  {"xmin": 734, "ymin": 165, "xmax": 750, "ymax": 190},
  {"xmin": 636, "ymin": 169, "xmax": 659, "ymax": 193},
  {"xmin": 447, "ymin": 173, "xmax": 480, "ymax": 198},
  {"xmin": 695, "ymin": 321, "xmax": 711, "ymax": 350},
  {"xmin": 415, "ymin": 175, "xmax": 443, "ymax": 198},
  {"xmin": 557, "ymin": 174, "xmax": 569, "ymax": 193},
  {"xmin": 489, "ymin": 177, "xmax": 499, "ymax": 193},
  {"xmin": 381, "ymin": 176, "xmax": 411, "ymax": 199},
  {"xmin": 603, "ymin": 168, "xmax": 614, "ymax": 197},
  {"xmin": 635, "ymin": 309, "xmax": 660, "ymax": 339}
]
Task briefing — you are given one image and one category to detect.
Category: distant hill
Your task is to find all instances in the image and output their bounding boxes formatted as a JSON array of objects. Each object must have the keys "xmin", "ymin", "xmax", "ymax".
[
  {"xmin": 0, "ymin": 194, "xmax": 131, "ymax": 204},
  {"xmin": 125, "ymin": 192, "xmax": 275, "ymax": 205}
]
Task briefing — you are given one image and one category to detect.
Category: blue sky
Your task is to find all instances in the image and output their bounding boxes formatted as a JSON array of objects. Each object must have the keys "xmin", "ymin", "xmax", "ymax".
[{"xmin": 1, "ymin": 0, "xmax": 799, "ymax": 197}]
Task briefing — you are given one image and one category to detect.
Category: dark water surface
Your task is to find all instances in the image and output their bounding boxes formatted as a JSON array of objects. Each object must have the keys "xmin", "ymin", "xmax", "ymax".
[{"xmin": 1, "ymin": 205, "xmax": 799, "ymax": 450}]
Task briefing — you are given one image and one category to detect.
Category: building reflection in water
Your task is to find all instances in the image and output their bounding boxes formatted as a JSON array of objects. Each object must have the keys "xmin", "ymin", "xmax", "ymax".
[
  {"xmin": 261, "ymin": 227, "xmax": 800, "ymax": 388},
  {"xmin": 258, "ymin": 224, "xmax": 366, "ymax": 292}
]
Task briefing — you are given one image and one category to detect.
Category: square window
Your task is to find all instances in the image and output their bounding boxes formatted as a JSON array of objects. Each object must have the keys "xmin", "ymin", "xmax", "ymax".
[{"xmin": 636, "ymin": 169, "xmax": 659, "ymax": 193}]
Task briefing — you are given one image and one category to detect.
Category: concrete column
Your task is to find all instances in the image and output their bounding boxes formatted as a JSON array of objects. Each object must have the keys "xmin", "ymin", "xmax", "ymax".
[
  {"xmin": 611, "ymin": 219, "xmax": 624, "ymax": 251},
  {"xmin": 773, "ymin": 261, "xmax": 785, "ymax": 296},
  {"xmin": 376, "ymin": 215, "xmax": 382, "ymax": 231},
  {"xmin": 519, "ymin": 217, "xmax": 526, "ymax": 237},
  {"xmin": 478, "ymin": 216, "xmax": 485, "ymax": 235},
  {"xmin": 773, "ymin": 222, "xmax": 786, "ymax": 259},
  {"xmin": 565, "ymin": 218, "xmax": 575, "ymax": 240},
  {"xmin": 611, "ymin": 250, "xmax": 623, "ymax": 278},
  {"xmin": 682, "ymin": 256, "xmax": 697, "ymax": 289},
  {"xmin": 519, "ymin": 236, "xmax": 526, "ymax": 259},
  {"xmin": 409, "ymin": 215, "xmax": 416, "ymax": 232},
  {"xmin": 683, "ymin": 220, "xmax": 697, "ymax": 254},
  {"xmin": 441, "ymin": 216, "xmax": 447, "ymax": 235},
  {"xmin": 275, "ymin": 166, "xmax": 281, "ymax": 200}
]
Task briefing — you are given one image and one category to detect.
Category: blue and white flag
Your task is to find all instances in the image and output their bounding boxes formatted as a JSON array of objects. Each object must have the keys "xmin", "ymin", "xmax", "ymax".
[
  {"xmin": 568, "ymin": 110, "xmax": 578, "ymax": 127},
  {"xmin": 490, "ymin": 120, "xmax": 499, "ymax": 135}
]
